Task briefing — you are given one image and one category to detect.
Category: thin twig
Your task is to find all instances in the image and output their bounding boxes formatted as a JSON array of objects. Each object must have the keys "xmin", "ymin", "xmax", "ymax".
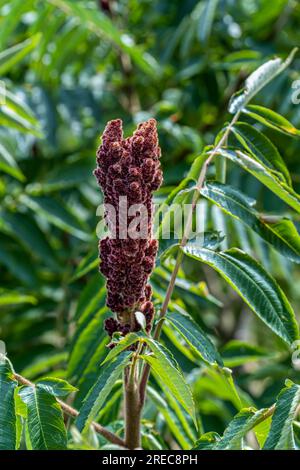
[{"xmin": 13, "ymin": 373, "xmax": 126, "ymax": 448}]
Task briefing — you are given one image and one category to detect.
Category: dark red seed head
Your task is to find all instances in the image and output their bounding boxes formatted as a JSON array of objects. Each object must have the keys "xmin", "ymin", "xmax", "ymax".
[{"xmin": 95, "ymin": 119, "xmax": 162, "ymax": 337}]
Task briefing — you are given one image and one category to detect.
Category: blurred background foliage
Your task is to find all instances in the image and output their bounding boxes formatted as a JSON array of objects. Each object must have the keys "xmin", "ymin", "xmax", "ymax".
[{"xmin": 1, "ymin": 0, "xmax": 300, "ymax": 449}]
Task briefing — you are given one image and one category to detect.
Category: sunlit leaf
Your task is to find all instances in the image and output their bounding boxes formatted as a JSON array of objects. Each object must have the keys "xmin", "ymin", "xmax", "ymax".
[
  {"xmin": 49, "ymin": 0, "xmax": 158, "ymax": 76},
  {"xmin": 218, "ymin": 149, "xmax": 300, "ymax": 214},
  {"xmin": 201, "ymin": 182, "xmax": 300, "ymax": 263},
  {"xmin": 76, "ymin": 351, "xmax": 132, "ymax": 433},
  {"xmin": 182, "ymin": 245, "xmax": 299, "ymax": 345},
  {"xmin": 0, "ymin": 289, "xmax": 37, "ymax": 307},
  {"xmin": 228, "ymin": 49, "xmax": 297, "ymax": 113},
  {"xmin": 37, "ymin": 377, "xmax": 77, "ymax": 397},
  {"xmin": 231, "ymin": 122, "xmax": 291, "ymax": 184},
  {"xmin": 166, "ymin": 311, "xmax": 223, "ymax": 366},
  {"xmin": 195, "ymin": 408, "xmax": 268, "ymax": 450},
  {"xmin": 21, "ymin": 195, "xmax": 90, "ymax": 241},
  {"xmin": 141, "ymin": 338, "xmax": 196, "ymax": 424},
  {"xmin": 19, "ymin": 385, "xmax": 67, "ymax": 450},
  {"xmin": 0, "ymin": 361, "xmax": 17, "ymax": 450},
  {"xmin": 263, "ymin": 381, "xmax": 300, "ymax": 450},
  {"xmin": 244, "ymin": 105, "xmax": 300, "ymax": 137}
]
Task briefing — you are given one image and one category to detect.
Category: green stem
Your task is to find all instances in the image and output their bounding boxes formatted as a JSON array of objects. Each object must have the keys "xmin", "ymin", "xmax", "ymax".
[{"xmin": 124, "ymin": 359, "xmax": 142, "ymax": 449}]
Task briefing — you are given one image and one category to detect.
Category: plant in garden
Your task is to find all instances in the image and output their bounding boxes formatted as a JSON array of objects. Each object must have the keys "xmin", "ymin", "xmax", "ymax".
[{"xmin": 2, "ymin": 47, "xmax": 300, "ymax": 451}]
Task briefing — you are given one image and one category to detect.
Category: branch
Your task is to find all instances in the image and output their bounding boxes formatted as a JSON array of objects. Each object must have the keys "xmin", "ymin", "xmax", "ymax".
[
  {"xmin": 124, "ymin": 366, "xmax": 141, "ymax": 449},
  {"xmin": 139, "ymin": 111, "xmax": 241, "ymax": 406},
  {"xmin": 13, "ymin": 373, "xmax": 126, "ymax": 448}
]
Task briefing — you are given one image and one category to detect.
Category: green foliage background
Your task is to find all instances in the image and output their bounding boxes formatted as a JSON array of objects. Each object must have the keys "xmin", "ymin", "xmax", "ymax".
[{"xmin": 1, "ymin": 0, "xmax": 300, "ymax": 450}]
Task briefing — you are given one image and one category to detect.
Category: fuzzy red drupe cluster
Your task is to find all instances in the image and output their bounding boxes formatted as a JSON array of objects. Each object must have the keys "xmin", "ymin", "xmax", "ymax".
[{"xmin": 94, "ymin": 118, "xmax": 163, "ymax": 337}]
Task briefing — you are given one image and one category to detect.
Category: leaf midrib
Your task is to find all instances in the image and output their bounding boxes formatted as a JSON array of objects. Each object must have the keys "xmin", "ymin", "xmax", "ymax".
[{"xmin": 33, "ymin": 388, "xmax": 48, "ymax": 450}]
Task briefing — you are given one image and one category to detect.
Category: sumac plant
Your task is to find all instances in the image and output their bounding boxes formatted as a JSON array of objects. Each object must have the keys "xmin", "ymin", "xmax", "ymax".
[{"xmin": 2, "ymin": 51, "xmax": 300, "ymax": 452}]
